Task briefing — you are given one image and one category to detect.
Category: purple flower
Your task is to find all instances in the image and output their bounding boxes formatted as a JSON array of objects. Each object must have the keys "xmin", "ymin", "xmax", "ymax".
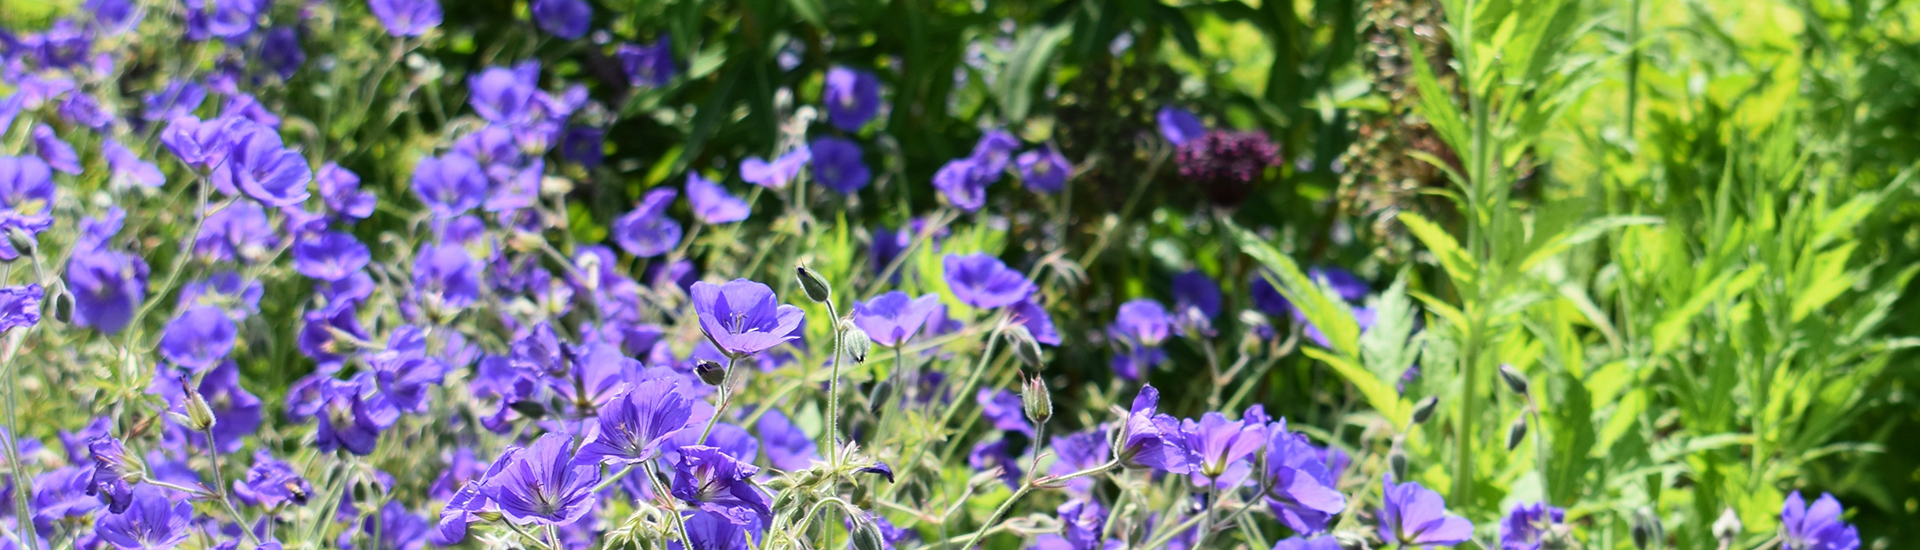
[
  {"xmin": 1263, "ymin": 421, "xmax": 1346, "ymax": 534},
  {"xmin": 977, "ymin": 388, "xmax": 1033, "ymax": 436},
  {"xmin": 195, "ymin": 201, "xmax": 276, "ymax": 263},
  {"xmin": 1117, "ymin": 385, "xmax": 1188, "ymax": 474},
  {"xmin": 469, "ymin": 63, "xmax": 539, "ymax": 125},
  {"xmin": 259, "ymin": 26, "xmax": 304, "ymax": 79},
  {"xmin": 756, "ymin": 408, "xmax": 819, "ymax": 470},
  {"xmin": 85, "ymin": 436, "xmax": 135, "ymax": 514},
  {"xmin": 368, "ymin": 327, "xmax": 447, "ymax": 413},
  {"xmin": 942, "ymin": 253, "xmax": 1035, "ymax": 309},
  {"xmin": 317, "ymin": 163, "xmax": 376, "ymax": 220},
  {"xmin": 932, "ymin": 158, "xmax": 991, "ymax": 212},
  {"xmin": 1172, "ymin": 270, "xmax": 1222, "ymax": 319},
  {"xmin": 344, "ymin": 501, "xmax": 430, "ymax": 550},
  {"xmin": 561, "ymin": 125, "xmax": 604, "ymax": 167},
  {"xmin": 1157, "ymin": 107, "xmax": 1205, "ymax": 145},
  {"xmin": 143, "ymin": 82, "xmax": 206, "ymax": 122},
  {"xmin": 95, "ymin": 485, "xmax": 191, "ymax": 550},
  {"xmin": 1056, "ymin": 499, "xmax": 1110, "ymax": 550},
  {"xmin": 1272, "ymin": 537, "xmax": 1342, "ymax": 550},
  {"xmin": 86, "ymin": 0, "xmax": 144, "ymax": 36},
  {"xmin": 968, "ymin": 437, "xmax": 1022, "ymax": 489},
  {"xmin": 612, "ymin": 188, "xmax": 682, "ymax": 258},
  {"xmin": 1015, "ymin": 146, "xmax": 1071, "ymax": 193},
  {"xmin": 369, "ymin": 0, "xmax": 443, "ymax": 37},
  {"xmin": 183, "ymin": 0, "xmax": 263, "ymax": 40},
  {"xmin": 687, "ymin": 172, "xmax": 750, "ymax": 224},
  {"xmin": 1109, "ymin": 299, "xmax": 1170, "ymax": 380},
  {"xmin": 1499, "ymin": 502, "xmax": 1566, "ymax": 550},
  {"xmin": 1009, "ymin": 298, "xmax": 1061, "ymax": 346},
  {"xmin": 481, "ymin": 434, "xmax": 600, "ymax": 526},
  {"xmin": 66, "ymin": 248, "xmax": 148, "ymax": 335},
  {"xmin": 313, "ymin": 376, "xmax": 399, "ymax": 455},
  {"xmin": 531, "ymin": 0, "xmax": 591, "ymax": 39},
  {"xmin": 33, "ymin": 466, "xmax": 101, "ymax": 535},
  {"xmin": 810, "ymin": 137, "xmax": 871, "ymax": 194},
  {"xmin": 823, "ymin": 66, "xmax": 881, "ymax": 132},
  {"xmin": 103, "ymin": 139, "xmax": 165, "ymax": 188},
  {"xmin": 575, "ymin": 378, "xmax": 695, "ymax": 465},
  {"xmin": 617, "ymin": 36, "xmax": 677, "ymax": 88},
  {"xmin": 292, "ymin": 232, "xmax": 371, "ymax": 282},
  {"xmin": 1782, "ymin": 491, "xmax": 1859, "ymax": 550},
  {"xmin": 411, "ymin": 153, "xmax": 487, "ymax": 218},
  {"xmin": 740, "ymin": 147, "xmax": 811, "ymax": 190},
  {"xmin": 1048, "ymin": 429, "xmax": 1110, "ymax": 496},
  {"xmin": 161, "ymin": 115, "xmax": 235, "ymax": 168},
  {"xmin": 1181, "ymin": 411, "xmax": 1267, "ymax": 481},
  {"xmin": 212, "ymin": 124, "xmax": 313, "ymax": 207},
  {"xmin": 1378, "ymin": 476, "xmax": 1475, "ymax": 547},
  {"xmin": 674, "ymin": 511, "xmax": 757, "ymax": 550},
  {"xmin": 0, "ymin": 285, "xmax": 41, "ymax": 332},
  {"xmin": 233, "ymin": 450, "xmax": 310, "ymax": 508},
  {"xmin": 671, "ymin": 445, "xmax": 773, "ymax": 527},
  {"xmin": 59, "ymin": 92, "xmax": 114, "ymax": 129},
  {"xmin": 971, "ymin": 130, "xmax": 1020, "ymax": 176},
  {"xmin": 157, "ymin": 306, "xmax": 237, "ymax": 371},
  {"xmin": 1176, "ymin": 129, "xmax": 1279, "ymax": 208},
  {"xmin": 31, "ymin": 126, "xmax": 80, "ymax": 175},
  {"xmin": 690, "ymin": 279, "xmax": 806, "ymax": 358},
  {"xmin": 852, "ymin": 291, "xmax": 939, "ymax": 347},
  {"xmin": 412, "ymin": 242, "xmax": 483, "ymax": 310}
]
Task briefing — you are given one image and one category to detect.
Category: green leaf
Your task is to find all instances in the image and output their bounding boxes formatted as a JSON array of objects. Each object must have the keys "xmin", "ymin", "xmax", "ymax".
[
  {"xmin": 786, "ymin": 0, "xmax": 827, "ymax": 26},
  {"xmin": 1397, "ymin": 212, "xmax": 1477, "ymax": 287},
  {"xmin": 1402, "ymin": 31, "xmax": 1469, "ymax": 155},
  {"xmin": 994, "ymin": 24, "xmax": 1072, "ymax": 123},
  {"xmin": 1652, "ymin": 266, "xmax": 1765, "ymax": 355},
  {"xmin": 1227, "ymin": 221, "xmax": 1362, "ymax": 359},
  {"xmin": 1361, "ymin": 269, "xmax": 1420, "ymax": 383},
  {"xmin": 1518, "ymin": 215, "xmax": 1664, "ymax": 272},
  {"xmin": 1301, "ymin": 347, "xmax": 1407, "ymax": 426}
]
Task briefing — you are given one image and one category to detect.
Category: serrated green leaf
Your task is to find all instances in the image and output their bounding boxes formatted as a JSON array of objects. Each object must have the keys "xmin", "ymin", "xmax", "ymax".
[{"xmin": 1398, "ymin": 211, "xmax": 1477, "ymax": 287}]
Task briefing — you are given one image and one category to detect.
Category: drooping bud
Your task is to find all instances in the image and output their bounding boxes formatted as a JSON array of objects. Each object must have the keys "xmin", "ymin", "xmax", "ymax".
[
  {"xmin": 1332, "ymin": 531, "xmax": 1369, "ymax": 550},
  {"xmin": 51, "ymin": 292, "xmax": 72, "ymax": 324},
  {"xmin": 1505, "ymin": 415, "xmax": 1528, "ymax": 451},
  {"xmin": 1498, "ymin": 364, "xmax": 1530, "ymax": 396},
  {"xmin": 1388, "ymin": 447, "xmax": 1409, "ymax": 481},
  {"xmin": 1630, "ymin": 506, "xmax": 1662, "ymax": 550},
  {"xmin": 849, "ymin": 512, "xmax": 885, "ymax": 550},
  {"xmin": 508, "ymin": 400, "xmax": 548, "ymax": 420},
  {"xmin": 1712, "ymin": 507, "xmax": 1742, "ymax": 547},
  {"xmin": 1005, "ymin": 325, "xmax": 1044, "ymax": 368},
  {"xmin": 1411, "ymin": 396, "xmax": 1440, "ymax": 425},
  {"xmin": 695, "ymin": 359, "xmax": 726, "ymax": 386},
  {"xmin": 1021, "ymin": 375, "xmax": 1052, "ymax": 426},
  {"xmin": 867, "ymin": 378, "xmax": 894, "ymax": 415},
  {"xmin": 4, "ymin": 227, "xmax": 33, "ymax": 260},
  {"xmin": 840, "ymin": 321, "xmax": 871, "ymax": 363},
  {"xmin": 796, "ymin": 265, "xmax": 832, "ymax": 304}
]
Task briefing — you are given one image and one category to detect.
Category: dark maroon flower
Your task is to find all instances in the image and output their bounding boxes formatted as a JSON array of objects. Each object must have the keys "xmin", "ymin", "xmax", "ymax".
[{"xmin": 1175, "ymin": 130, "xmax": 1279, "ymax": 208}]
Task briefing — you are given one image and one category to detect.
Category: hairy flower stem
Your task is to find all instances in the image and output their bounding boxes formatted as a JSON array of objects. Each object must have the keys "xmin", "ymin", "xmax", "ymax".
[
  {"xmin": 643, "ymin": 461, "xmax": 695, "ymax": 549},
  {"xmin": 592, "ymin": 464, "xmax": 638, "ymax": 493},
  {"xmin": 825, "ymin": 300, "xmax": 844, "ymax": 468},
  {"xmin": 955, "ymin": 459, "xmax": 1118, "ymax": 550},
  {"xmin": 202, "ymin": 427, "xmax": 261, "ymax": 545},
  {"xmin": 0, "ymin": 328, "xmax": 33, "ymax": 550},
  {"xmin": 697, "ymin": 356, "xmax": 740, "ymax": 445},
  {"xmin": 888, "ymin": 320, "xmax": 1006, "ymax": 496}
]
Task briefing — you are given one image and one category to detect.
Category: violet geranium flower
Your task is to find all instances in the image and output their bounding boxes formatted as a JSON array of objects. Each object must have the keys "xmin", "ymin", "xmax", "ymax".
[
  {"xmin": 233, "ymin": 450, "xmax": 311, "ymax": 508},
  {"xmin": 530, "ymin": 0, "xmax": 591, "ymax": 39},
  {"xmin": 617, "ymin": 36, "xmax": 677, "ymax": 88},
  {"xmin": 809, "ymin": 136, "xmax": 870, "ymax": 194},
  {"xmin": 823, "ymin": 66, "xmax": 881, "ymax": 132},
  {"xmin": 482, "ymin": 433, "xmax": 601, "ymax": 526},
  {"xmin": 1108, "ymin": 299, "xmax": 1170, "ymax": 381},
  {"xmin": 1499, "ymin": 502, "xmax": 1567, "ymax": 550},
  {"xmin": 1015, "ymin": 146, "xmax": 1071, "ymax": 193},
  {"xmin": 369, "ymin": 0, "xmax": 443, "ymax": 37},
  {"xmin": 95, "ymin": 485, "xmax": 191, "ymax": 549},
  {"xmin": 292, "ymin": 232, "xmax": 372, "ymax": 282},
  {"xmin": 740, "ymin": 147, "xmax": 811, "ymax": 190},
  {"xmin": 1378, "ymin": 476, "xmax": 1475, "ymax": 547},
  {"xmin": 0, "ymin": 284, "xmax": 43, "ymax": 332},
  {"xmin": 686, "ymin": 172, "xmax": 750, "ymax": 224},
  {"xmin": 611, "ymin": 187, "xmax": 682, "ymax": 258},
  {"xmin": 574, "ymin": 378, "xmax": 695, "ymax": 466},
  {"xmin": 1181, "ymin": 411, "xmax": 1268, "ymax": 482},
  {"xmin": 670, "ymin": 445, "xmax": 773, "ymax": 527},
  {"xmin": 852, "ymin": 291, "xmax": 939, "ymax": 347},
  {"xmin": 689, "ymin": 279, "xmax": 805, "ymax": 359},
  {"xmin": 1263, "ymin": 420, "xmax": 1346, "ymax": 535},
  {"xmin": 157, "ymin": 305, "xmax": 237, "ymax": 371},
  {"xmin": 1156, "ymin": 106, "xmax": 1205, "ymax": 146},
  {"xmin": 85, "ymin": 436, "xmax": 136, "ymax": 513},
  {"xmin": 1781, "ymin": 491, "xmax": 1860, "ymax": 550},
  {"xmin": 942, "ymin": 253, "xmax": 1034, "ymax": 309},
  {"xmin": 1115, "ymin": 385, "xmax": 1189, "ymax": 474}
]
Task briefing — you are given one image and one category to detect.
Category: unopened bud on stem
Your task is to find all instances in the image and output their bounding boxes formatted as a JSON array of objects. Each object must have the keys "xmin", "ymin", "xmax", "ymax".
[
  {"xmin": 695, "ymin": 359, "xmax": 726, "ymax": 387},
  {"xmin": 1506, "ymin": 414, "xmax": 1529, "ymax": 451},
  {"xmin": 840, "ymin": 321, "xmax": 871, "ymax": 363},
  {"xmin": 1006, "ymin": 325, "xmax": 1044, "ymax": 368},
  {"xmin": 1411, "ymin": 396, "xmax": 1440, "ymax": 425},
  {"xmin": 1630, "ymin": 506, "xmax": 1662, "ymax": 550},
  {"xmin": 1021, "ymin": 375, "xmax": 1052, "ymax": 426},
  {"xmin": 796, "ymin": 266, "xmax": 832, "ymax": 304},
  {"xmin": 1498, "ymin": 364, "xmax": 1530, "ymax": 396}
]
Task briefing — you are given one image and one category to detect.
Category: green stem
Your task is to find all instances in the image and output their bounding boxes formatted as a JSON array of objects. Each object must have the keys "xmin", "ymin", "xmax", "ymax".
[
  {"xmin": 202, "ymin": 427, "xmax": 259, "ymax": 545},
  {"xmin": 697, "ymin": 356, "xmax": 740, "ymax": 445},
  {"xmin": 0, "ymin": 330, "xmax": 32, "ymax": 550},
  {"xmin": 825, "ymin": 300, "xmax": 844, "ymax": 467}
]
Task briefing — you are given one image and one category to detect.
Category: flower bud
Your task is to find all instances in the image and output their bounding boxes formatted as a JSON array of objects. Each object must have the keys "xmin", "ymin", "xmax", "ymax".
[
  {"xmin": 175, "ymin": 375, "xmax": 217, "ymax": 431},
  {"xmin": 1332, "ymin": 531, "xmax": 1369, "ymax": 550},
  {"xmin": 1498, "ymin": 364, "xmax": 1530, "ymax": 396},
  {"xmin": 4, "ymin": 227, "xmax": 33, "ymax": 259},
  {"xmin": 51, "ymin": 292, "xmax": 72, "ymax": 324},
  {"xmin": 695, "ymin": 359, "xmax": 726, "ymax": 387},
  {"xmin": 574, "ymin": 253, "xmax": 603, "ymax": 291},
  {"xmin": 867, "ymin": 378, "xmax": 894, "ymax": 415},
  {"xmin": 840, "ymin": 321, "xmax": 872, "ymax": 363},
  {"xmin": 796, "ymin": 266, "xmax": 832, "ymax": 304},
  {"xmin": 1712, "ymin": 507, "xmax": 1742, "ymax": 546},
  {"xmin": 1021, "ymin": 375, "xmax": 1052, "ymax": 426},
  {"xmin": 1388, "ymin": 447, "xmax": 1409, "ymax": 481},
  {"xmin": 849, "ymin": 513, "xmax": 885, "ymax": 550},
  {"xmin": 1005, "ymin": 325, "xmax": 1044, "ymax": 368},
  {"xmin": 1630, "ymin": 506, "xmax": 1662, "ymax": 550},
  {"xmin": 1505, "ymin": 415, "xmax": 1528, "ymax": 451},
  {"xmin": 1411, "ymin": 396, "xmax": 1440, "ymax": 425},
  {"xmin": 508, "ymin": 400, "xmax": 548, "ymax": 420}
]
